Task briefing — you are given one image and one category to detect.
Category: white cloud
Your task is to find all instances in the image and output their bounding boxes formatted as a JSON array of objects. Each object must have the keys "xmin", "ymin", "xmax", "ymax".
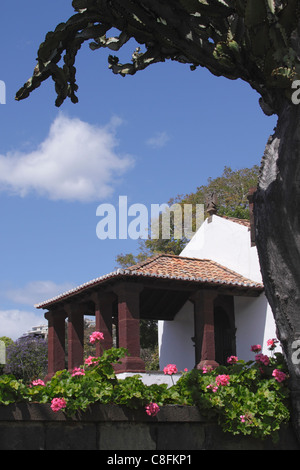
[
  {"xmin": 4, "ymin": 280, "xmax": 75, "ymax": 307},
  {"xmin": 146, "ymin": 131, "xmax": 170, "ymax": 149},
  {"xmin": 0, "ymin": 280, "xmax": 77, "ymax": 340},
  {"xmin": 0, "ymin": 309, "xmax": 45, "ymax": 341},
  {"xmin": 0, "ymin": 114, "xmax": 134, "ymax": 202}
]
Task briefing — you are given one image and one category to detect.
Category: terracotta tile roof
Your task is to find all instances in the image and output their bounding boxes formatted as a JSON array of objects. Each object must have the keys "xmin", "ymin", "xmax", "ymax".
[
  {"xmin": 35, "ymin": 254, "xmax": 263, "ymax": 309},
  {"xmin": 127, "ymin": 254, "xmax": 262, "ymax": 287}
]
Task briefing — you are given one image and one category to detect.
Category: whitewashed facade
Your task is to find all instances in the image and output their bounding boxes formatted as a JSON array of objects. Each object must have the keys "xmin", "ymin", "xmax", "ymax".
[{"xmin": 158, "ymin": 215, "xmax": 279, "ymax": 371}]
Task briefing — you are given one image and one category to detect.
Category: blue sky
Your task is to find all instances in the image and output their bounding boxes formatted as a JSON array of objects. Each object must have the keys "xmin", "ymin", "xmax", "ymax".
[{"xmin": 0, "ymin": 2, "xmax": 277, "ymax": 339}]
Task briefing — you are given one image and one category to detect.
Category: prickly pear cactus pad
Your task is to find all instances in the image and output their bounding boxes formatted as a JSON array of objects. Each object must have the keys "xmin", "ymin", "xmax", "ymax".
[{"xmin": 16, "ymin": 0, "xmax": 300, "ymax": 113}]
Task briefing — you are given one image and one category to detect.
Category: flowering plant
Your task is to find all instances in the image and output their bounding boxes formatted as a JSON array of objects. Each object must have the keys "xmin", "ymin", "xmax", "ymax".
[
  {"xmin": 163, "ymin": 364, "xmax": 178, "ymax": 375},
  {"xmin": 175, "ymin": 341, "xmax": 290, "ymax": 441},
  {"xmin": 145, "ymin": 402, "xmax": 160, "ymax": 417},
  {"xmin": 250, "ymin": 344, "xmax": 262, "ymax": 353},
  {"xmin": 89, "ymin": 331, "xmax": 104, "ymax": 344},
  {"xmin": 50, "ymin": 397, "xmax": 67, "ymax": 412},
  {"xmin": 4, "ymin": 336, "xmax": 47, "ymax": 382},
  {"xmin": 0, "ymin": 334, "xmax": 291, "ymax": 441},
  {"xmin": 31, "ymin": 379, "xmax": 45, "ymax": 387},
  {"xmin": 71, "ymin": 367, "xmax": 85, "ymax": 377},
  {"xmin": 267, "ymin": 338, "xmax": 279, "ymax": 350},
  {"xmin": 2, "ymin": 333, "xmax": 180, "ymax": 417},
  {"xmin": 227, "ymin": 356, "xmax": 238, "ymax": 365}
]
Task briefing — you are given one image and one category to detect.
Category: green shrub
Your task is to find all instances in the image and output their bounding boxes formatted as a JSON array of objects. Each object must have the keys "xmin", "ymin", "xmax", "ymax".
[
  {"xmin": 4, "ymin": 336, "xmax": 47, "ymax": 383},
  {"xmin": 0, "ymin": 337, "xmax": 290, "ymax": 442},
  {"xmin": 175, "ymin": 357, "xmax": 290, "ymax": 441}
]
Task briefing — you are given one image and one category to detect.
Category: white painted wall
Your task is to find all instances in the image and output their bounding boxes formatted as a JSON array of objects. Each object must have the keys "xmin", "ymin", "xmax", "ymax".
[
  {"xmin": 158, "ymin": 215, "xmax": 280, "ymax": 369},
  {"xmin": 181, "ymin": 215, "xmax": 262, "ymax": 283},
  {"xmin": 158, "ymin": 301, "xmax": 195, "ymax": 372},
  {"xmin": 234, "ymin": 295, "xmax": 279, "ymax": 360}
]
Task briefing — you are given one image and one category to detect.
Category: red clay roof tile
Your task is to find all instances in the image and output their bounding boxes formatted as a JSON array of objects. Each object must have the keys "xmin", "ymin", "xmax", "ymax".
[{"xmin": 35, "ymin": 254, "xmax": 263, "ymax": 309}]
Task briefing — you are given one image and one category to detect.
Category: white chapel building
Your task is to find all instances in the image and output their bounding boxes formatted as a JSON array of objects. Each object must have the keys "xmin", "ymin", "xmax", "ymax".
[{"xmin": 158, "ymin": 214, "xmax": 279, "ymax": 372}]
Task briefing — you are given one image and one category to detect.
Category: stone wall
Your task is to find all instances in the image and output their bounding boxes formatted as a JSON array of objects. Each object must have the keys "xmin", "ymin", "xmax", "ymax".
[{"xmin": 0, "ymin": 403, "xmax": 299, "ymax": 451}]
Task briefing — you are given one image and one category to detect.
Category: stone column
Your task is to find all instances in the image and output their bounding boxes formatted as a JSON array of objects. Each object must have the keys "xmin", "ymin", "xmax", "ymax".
[
  {"xmin": 66, "ymin": 304, "xmax": 84, "ymax": 371},
  {"xmin": 113, "ymin": 282, "xmax": 145, "ymax": 373},
  {"xmin": 92, "ymin": 292, "xmax": 114, "ymax": 356},
  {"xmin": 193, "ymin": 290, "xmax": 219, "ymax": 370},
  {"xmin": 44, "ymin": 310, "xmax": 66, "ymax": 381}
]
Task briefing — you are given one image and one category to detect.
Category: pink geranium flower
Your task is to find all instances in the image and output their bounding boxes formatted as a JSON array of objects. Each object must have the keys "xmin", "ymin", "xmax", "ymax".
[
  {"xmin": 215, "ymin": 374, "xmax": 230, "ymax": 386},
  {"xmin": 272, "ymin": 369, "xmax": 287, "ymax": 383},
  {"xmin": 206, "ymin": 384, "xmax": 218, "ymax": 392},
  {"xmin": 71, "ymin": 367, "xmax": 85, "ymax": 377},
  {"xmin": 267, "ymin": 338, "xmax": 279, "ymax": 350},
  {"xmin": 31, "ymin": 379, "xmax": 45, "ymax": 386},
  {"xmin": 89, "ymin": 331, "xmax": 104, "ymax": 344},
  {"xmin": 145, "ymin": 402, "xmax": 160, "ymax": 417},
  {"xmin": 163, "ymin": 364, "xmax": 178, "ymax": 375},
  {"xmin": 251, "ymin": 344, "xmax": 262, "ymax": 353},
  {"xmin": 255, "ymin": 353, "xmax": 270, "ymax": 366},
  {"xmin": 227, "ymin": 356, "xmax": 238, "ymax": 364},
  {"xmin": 50, "ymin": 397, "xmax": 67, "ymax": 412},
  {"xmin": 85, "ymin": 356, "xmax": 99, "ymax": 366}
]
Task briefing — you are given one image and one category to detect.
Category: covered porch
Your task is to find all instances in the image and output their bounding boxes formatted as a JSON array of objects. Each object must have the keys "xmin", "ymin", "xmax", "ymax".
[{"xmin": 35, "ymin": 254, "xmax": 264, "ymax": 380}]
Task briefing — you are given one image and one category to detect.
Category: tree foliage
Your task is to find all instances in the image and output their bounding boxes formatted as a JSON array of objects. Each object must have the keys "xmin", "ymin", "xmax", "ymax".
[
  {"xmin": 175, "ymin": 164, "xmax": 259, "ymax": 218},
  {"xmin": 4, "ymin": 337, "xmax": 48, "ymax": 383},
  {"xmin": 16, "ymin": 0, "xmax": 300, "ymax": 114}
]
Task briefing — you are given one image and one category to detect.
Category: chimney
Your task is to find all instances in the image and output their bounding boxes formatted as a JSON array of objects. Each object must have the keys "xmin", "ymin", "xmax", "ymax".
[{"xmin": 206, "ymin": 193, "xmax": 218, "ymax": 217}]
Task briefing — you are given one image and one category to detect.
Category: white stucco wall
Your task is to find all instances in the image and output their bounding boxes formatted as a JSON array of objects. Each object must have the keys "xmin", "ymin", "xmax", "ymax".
[
  {"xmin": 234, "ymin": 295, "xmax": 279, "ymax": 360},
  {"xmin": 180, "ymin": 215, "xmax": 262, "ymax": 283},
  {"xmin": 158, "ymin": 301, "xmax": 195, "ymax": 372},
  {"xmin": 158, "ymin": 215, "xmax": 280, "ymax": 369}
]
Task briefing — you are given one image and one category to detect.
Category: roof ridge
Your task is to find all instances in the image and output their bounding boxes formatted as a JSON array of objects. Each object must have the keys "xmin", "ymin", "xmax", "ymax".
[
  {"xmin": 127, "ymin": 253, "xmax": 163, "ymax": 271},
  {"xmin": 129, "ymin": 253, "xmax": 203, "ymax": 266}
]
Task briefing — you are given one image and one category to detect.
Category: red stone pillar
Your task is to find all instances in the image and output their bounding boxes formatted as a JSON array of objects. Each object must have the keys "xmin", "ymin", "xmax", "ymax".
[
  {"xmin": 92, "ymin": 292, "xmax": 114, "ymax": 356},
  {"xmin": 66, "ymin": 304, "xmax": 84, "ymax": 371},
  {"xmin": 193, "ymin": 290, "xmax": 219, "ymax": 370},
  {"xmin": 113, "ymin": 283, "xmax": 145, "ymax": 373},
  {"xmin": 44, "ymin": 310, "xmax": 66, "ymax": 381}
]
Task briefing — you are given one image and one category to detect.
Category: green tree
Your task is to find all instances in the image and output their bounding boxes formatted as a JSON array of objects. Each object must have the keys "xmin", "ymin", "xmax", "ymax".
[
  {"xmin": 181, "ymin": 165, "xmax": 260, "ymax": 219},
  {"xmin": 15, "ymin": 0, "xmax": 300, "ymax": 441}
]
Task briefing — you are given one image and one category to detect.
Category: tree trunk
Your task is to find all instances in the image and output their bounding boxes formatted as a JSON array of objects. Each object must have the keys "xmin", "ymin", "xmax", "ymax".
[{"xmin": 254, "ymin": 100, "xmax": 300, "ymax": 441}]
